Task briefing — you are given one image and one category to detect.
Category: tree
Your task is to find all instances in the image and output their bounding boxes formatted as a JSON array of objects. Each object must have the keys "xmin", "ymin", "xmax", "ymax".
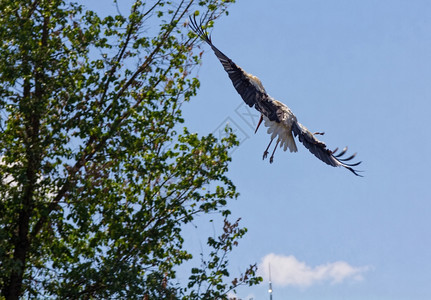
[{"xmin": 0, "ymin": 0, "xmax": 261, "ymax": 298}]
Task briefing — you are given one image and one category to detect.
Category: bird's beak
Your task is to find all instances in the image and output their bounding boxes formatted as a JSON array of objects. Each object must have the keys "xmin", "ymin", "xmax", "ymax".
[{"xmin": 255, "ymin": 115, "xmax": 263, "ymax": 134}]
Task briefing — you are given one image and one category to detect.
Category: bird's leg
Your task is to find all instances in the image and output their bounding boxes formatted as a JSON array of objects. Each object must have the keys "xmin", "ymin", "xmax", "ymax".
[
  {"xmin": 255, "ymin": 115, "xmax": 264, "ymax": 134},
  {"xmin": 269, "ymin": 139, "xmax": 280, "ymax": 164},
  {"xmin": 263, "ymin": 138, "xmax": 274, "ymax": 160}
]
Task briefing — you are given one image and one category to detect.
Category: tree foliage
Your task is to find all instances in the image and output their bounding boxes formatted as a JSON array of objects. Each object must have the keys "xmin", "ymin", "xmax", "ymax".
[{"xmin": 0, "ymin": 0, "xmax": 261, "ymax": 298}]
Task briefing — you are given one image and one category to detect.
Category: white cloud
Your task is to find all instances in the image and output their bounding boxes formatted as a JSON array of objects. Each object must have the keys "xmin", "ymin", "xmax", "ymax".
[{"xmin": 259, "ymin": 253, "xmax": 371, "ymax": 288}]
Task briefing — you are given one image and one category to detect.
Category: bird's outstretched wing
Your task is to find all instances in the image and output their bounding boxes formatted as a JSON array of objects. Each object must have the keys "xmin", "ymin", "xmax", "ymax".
[
  {"xmin": 291, "ymin": 121, "xmax": 362, "ymax": 176},
  {"xmin": 189, "ymin": 16, "xmax": 280, "ymax": 122}
]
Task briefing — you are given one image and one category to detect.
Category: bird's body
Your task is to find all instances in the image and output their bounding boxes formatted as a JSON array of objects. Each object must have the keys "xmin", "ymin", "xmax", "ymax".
[
  {"xmin": 189, "ymin": 17, "xmax": 362, "ymax": 176},
  {"xmin": 263, "ymin": 101, "xmax": 298, "ymax": 153}
]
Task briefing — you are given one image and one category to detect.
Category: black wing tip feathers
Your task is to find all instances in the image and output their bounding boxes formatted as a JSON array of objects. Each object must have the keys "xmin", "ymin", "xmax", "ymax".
[
  {"xmin": 189, "ymin": 15, "xmax": 211, "ymax": 44},
  {"xmin": 331, "ymin": 146, "xmax": 363, "ymax": 176},
  {"xmin": 292, "ymin": 123, "xmax": 363, "ymax": 176},
  {"xmin": 345, "ymin": 166, "xmax": 364, "ymax": 177}
]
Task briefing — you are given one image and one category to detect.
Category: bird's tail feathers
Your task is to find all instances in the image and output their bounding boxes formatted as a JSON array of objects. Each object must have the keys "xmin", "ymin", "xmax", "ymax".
[
  {"xmin": 265, "ymin": 118, "xmax": 298, "ymax": 153},
  {"xmin": 281, "ymin": 133, "xmax": 298, "ymax": 153}
]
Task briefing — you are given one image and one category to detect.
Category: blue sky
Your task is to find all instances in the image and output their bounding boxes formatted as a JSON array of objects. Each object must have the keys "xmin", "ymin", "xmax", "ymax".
[{"xmin": 86, "ymin": 1, "xmax": 431, "ymax": 299}]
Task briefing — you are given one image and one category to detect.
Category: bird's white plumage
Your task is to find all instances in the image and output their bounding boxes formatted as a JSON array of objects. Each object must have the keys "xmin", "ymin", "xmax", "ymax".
[{"xmin": 263, "ymin": 102, "xmax": 298, "ymax": 153}]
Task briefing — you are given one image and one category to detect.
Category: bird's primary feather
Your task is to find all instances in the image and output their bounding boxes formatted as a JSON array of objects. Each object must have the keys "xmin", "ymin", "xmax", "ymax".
[{"xmin": 189, "ymin": 16, "xmax": 362, "ymax": 176}]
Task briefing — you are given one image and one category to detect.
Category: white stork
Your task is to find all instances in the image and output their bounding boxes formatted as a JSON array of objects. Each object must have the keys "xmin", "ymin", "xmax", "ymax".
[{"xmin": 189, "ymin": 17, "xmax": 362, "ymax": 176}]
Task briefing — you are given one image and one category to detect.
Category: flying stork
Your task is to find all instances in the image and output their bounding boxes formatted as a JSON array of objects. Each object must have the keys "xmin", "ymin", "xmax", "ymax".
[{"xmin": 189, "ymin": 17, "xmax": 362, "ymax": 176}]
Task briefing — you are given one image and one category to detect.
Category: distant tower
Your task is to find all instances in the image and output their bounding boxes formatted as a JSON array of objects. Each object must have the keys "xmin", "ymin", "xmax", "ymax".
[{"xmin": 268, "ymin": 263, "xmax": 273, "ymax": 300}]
